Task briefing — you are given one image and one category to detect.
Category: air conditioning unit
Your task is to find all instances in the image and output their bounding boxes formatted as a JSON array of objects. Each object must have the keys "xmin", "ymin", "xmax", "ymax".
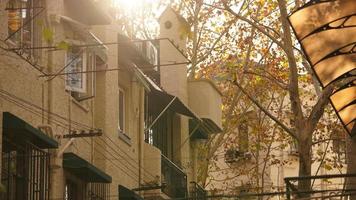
[
  {"xmin": 224, "ymin": 148, "xmax": 252, "ymax": 164},
  {"xmin": 146, "ymin": 41, "xmax": 158, "ymax": 66}
]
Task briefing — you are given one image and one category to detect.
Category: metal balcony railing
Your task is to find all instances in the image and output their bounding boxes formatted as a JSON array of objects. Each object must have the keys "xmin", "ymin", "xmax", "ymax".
[
  {"xmin": 161, "ymin": 154, "xmax": 187, "ymax": 199},
  {"xmin": 133, "ymin": 40, "xmax": 158, "ymax": 67},
  {"xmin": 190, "ymin": 181, "xmax": 207, "ymax": 200}
]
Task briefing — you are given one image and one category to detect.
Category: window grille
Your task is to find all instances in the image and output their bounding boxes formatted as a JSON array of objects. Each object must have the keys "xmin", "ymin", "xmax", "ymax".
[{"xmin": 1, "ymin": 139, "xmax": 50, "ymax": 200}]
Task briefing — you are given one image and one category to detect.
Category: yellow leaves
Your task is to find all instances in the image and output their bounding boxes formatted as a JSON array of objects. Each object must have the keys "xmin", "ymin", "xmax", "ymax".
[
  {"xmin": 42, "ymin": 28, "xmax": 54, "ymax": 43},
  {"xmin": 179, "ymin": 23, "xmax": 192, "ymax": 40},
  {"xmin": 322, "ymin": 163, "xmax": 333, "ymax": 171},
  {"xmin": 57, "ymin": 41, "xmax": 70, "ymax": 51}
]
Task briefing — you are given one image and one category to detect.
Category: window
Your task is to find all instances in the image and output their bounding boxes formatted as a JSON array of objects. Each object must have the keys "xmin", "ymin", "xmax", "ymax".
[
  {"xmin": 238, "ymin": 121, "xmax": 249, "ymax": 153},
  {"xmin": 7, "ymin": 0, "xmax": 42, "ymax": 57},
  {"xmin": 1, "ymin": 142, "xmax": 51, "ymax": 200},
  {"xmin": 118, "ymin": 87, "xmax": 125, "ymax": 133},
  {"xmin": 65, "ymin": 48, "xmax": 96, "ymax": 101},
  {"xmin": 332, "ymin": 131, "xmax": 346, "ymax": 163},
  {"xmin": 65, "ymin": 47, "xmax": 86, "ymax": 93},
  {"xmin": 146, "ymin": 41, "xmax": 158, "ymax": 66},
  {"xmin": 65, "ymin": 180, "xmax": 78, "ymax": 200},
  {"xmin": 289, "ymin": 139, "xmax": 299, "ymax": 156}
]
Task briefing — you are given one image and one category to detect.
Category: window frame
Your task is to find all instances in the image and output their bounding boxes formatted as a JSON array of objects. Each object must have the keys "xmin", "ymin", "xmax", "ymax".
[
  {"xmin": 65, "ymin": 47, "xmax": 87, "ymax": 94},
  {"xmin": 7, "ymin": 0, "xmax": 42, "ymax": 58},
  {"xmin": 118, "ymin": 86, "xmax": 126, "ymax": 134}
]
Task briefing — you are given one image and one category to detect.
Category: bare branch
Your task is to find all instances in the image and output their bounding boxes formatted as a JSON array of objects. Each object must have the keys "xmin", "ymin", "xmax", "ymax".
[
  {"xmin": 233, "ymin": 80, "xmax": 297, "ymax": 139},
  {"xmin": 243, "ymin": 70, "xmax": 288, "ymax": 90},
  {"xmin": 196, "ymin": 19, "xmax": 236, "ymax": 65},
  {"xmin": 222, "ymin": 2, "xmax": 287, "ymax": 53}
]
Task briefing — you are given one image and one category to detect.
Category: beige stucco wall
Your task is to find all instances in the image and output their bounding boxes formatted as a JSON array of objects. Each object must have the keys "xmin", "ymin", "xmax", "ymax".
[
  {"xmin": 0, "ymin": 0, "xmax": 147, "ymax": 198},
  {"xmin": 91, "ymin": 22, "xmax": 148, "ymax": 196},
  {"xmin": 158, "ymin": 7, "xmax": 192, "ymax": 186},
  {"xmin": 188, "ymin": 79, "xmax": 223, "ymax": 128},
  {"xmin": 1, "ymin": 2, "xmax": 205, "ymax": 199}
]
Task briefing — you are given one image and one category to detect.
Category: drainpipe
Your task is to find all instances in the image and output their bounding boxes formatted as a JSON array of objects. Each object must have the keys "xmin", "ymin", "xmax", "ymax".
[
  {"xmin": 138, "ymin": 86, "xmax": 144, "ymax": 195},
  {"xmin": 44, "ymin": 12, "xmax": 61, "ymax": 200}
]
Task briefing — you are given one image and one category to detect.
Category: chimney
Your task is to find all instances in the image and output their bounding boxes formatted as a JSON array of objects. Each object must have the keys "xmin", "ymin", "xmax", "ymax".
[{"xmin": 158, "ymin": 7, "xmax": 190, "ymax": 103}]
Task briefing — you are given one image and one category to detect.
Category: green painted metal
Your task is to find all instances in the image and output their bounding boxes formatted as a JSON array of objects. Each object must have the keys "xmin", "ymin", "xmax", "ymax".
[
  {"xmin": 3, "ymin": 112, "xmax": 58, "ymax": 149},
  {"xmin": 63, "ymin": 152, "xmax": 112, "ymax": 183},
  {"xmin": 189, "ymin": 118, "xmax": 222, "ymax": 140}
]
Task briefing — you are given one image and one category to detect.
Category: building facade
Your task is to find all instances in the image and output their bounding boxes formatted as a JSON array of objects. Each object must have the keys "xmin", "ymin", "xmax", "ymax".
[{"xmin": 0, "ymin": 1, "xmax": 221, "ymax": 200}]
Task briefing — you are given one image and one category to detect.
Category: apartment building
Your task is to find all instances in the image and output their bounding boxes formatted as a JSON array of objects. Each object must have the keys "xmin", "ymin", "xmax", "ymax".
[
  {"xmin": 0, "ymin": 1, "xmax": 221, "ymax": 199},
  {"xmin": 207, "ymin": 92, "xmax": 346, "ymax": 199}
]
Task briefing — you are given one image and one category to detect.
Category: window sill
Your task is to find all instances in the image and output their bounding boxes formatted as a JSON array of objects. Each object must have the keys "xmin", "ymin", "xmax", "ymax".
[
  {"xmin": 71, "ymin": 97, "xmax": 90, "ymax": 113},
  {"xmin": 118, "ymin": 131, "xmax": 132, "ymax": 146}
]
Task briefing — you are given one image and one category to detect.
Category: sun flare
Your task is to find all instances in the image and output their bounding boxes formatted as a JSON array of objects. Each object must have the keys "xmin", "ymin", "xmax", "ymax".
[{"xmin": 112, "ymin": 0, "xmax": 156, "ymax": 10}]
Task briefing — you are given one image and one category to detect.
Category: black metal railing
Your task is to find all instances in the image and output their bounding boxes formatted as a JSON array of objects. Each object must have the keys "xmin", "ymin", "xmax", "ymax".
[
  {"xmin": 161, "ymin": 154, "xmax": 187, "ymax": 199},
  {"xmin": 285, "ymin": 174, "xmax": 356, "ymax": 199},
  {"xmin": 1, "ymin": 140, "xmax": 50, "ymax": 200},
  {"xmin": 87, "ymin": 183, "xmax": 110, "ymax": 200},
  {"xmin": 190, "ymin": 182, "xmax": 207, "ymax": 200},
  {"xmin": 133, "ymin": 40, "xmax": 158, "ymax": 67}
]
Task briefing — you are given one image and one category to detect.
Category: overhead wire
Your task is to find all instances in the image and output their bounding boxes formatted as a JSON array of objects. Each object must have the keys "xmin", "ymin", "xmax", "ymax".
[
  {"xmin": 0, "ymin": 90, "xmax": 153, "ymax": 184},
  {"xmin": 0, "ymin": 89, "xmax": 158, "ymax": 182}
]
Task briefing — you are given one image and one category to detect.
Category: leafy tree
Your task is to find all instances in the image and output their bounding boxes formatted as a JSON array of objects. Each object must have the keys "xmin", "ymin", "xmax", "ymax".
[{"xmin": 177, "ymin": 0, "xmax": 353, "ymax": 196}]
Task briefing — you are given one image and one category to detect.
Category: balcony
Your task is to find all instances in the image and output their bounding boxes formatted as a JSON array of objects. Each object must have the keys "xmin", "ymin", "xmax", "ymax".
[
  {"xmin": 190, "ymin": 182, "xmax": 207, "ymax": 200},
  {"xmin": 118, "ymin": 35, "xmax": 159, "ymax": 79},
  {"xmin": 188, "ymin": 79, "xmax": 223, "ymax": 139},
  {"xmin": 161, "ymin": 154, "xmax": 188, "ymax": 199}
]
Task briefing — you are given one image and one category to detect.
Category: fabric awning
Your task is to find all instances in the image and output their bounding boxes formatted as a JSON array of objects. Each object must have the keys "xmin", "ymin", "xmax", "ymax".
[
  {"xmin": 63, "ymin": 153, "xmax": 112, "ymax": 183},
  {"xmin": 119, "ymin": 185, "xmax": 144, "ymax": 200},
  {"xmin": 54, "ymin": 15, "xmax": 108, "ymax": 62},
  {"xmin": 149, "ymin": 89, "xmax": 199, "ymax": 118},
  {"xmin": 3, "ymin": 112, "xmax": 58, "ymax": 149},
  {"xmin": 133, "ymin": 65, "xmax": 199, "ymax": 119},
  {"xmin": 189, "ymin": 118, "xmax": 222, "ymax": 140},
  {"xmin": 288, "ymin": 0, "xmax": 356, "ymax": 136}
]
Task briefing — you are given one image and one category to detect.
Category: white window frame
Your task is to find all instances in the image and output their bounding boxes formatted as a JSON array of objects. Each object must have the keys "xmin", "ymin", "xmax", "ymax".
[
  {"xmin": 118, "ymin": 87, "xmax": 126, "ymax": 133},
  {"xmin": 65, "ymin": 48, "xmax": 87, "ymax": 93}
]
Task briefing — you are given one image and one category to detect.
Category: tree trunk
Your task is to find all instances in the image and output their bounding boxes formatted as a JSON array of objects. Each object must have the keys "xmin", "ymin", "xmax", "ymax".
[
  {"xmin": 298, "ymin": 136, "xmax": 312, "ymax": 197},
  {"xmin": 346, "ymin": 135, "xmax": 356, "ymax": 199},
  {"xmin": 296, "ymin": 122, "xmax": 313, "ymax": 197}
]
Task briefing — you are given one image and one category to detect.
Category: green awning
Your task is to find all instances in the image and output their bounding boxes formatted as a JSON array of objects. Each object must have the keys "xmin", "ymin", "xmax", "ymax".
[
  {"xmin": 119, "ymin": 185, "xmax": 144, "ymax": 200},
  {"xmin": 3, "ymin": 112, "xmax": 58, "ymax": 149},
  {"xmin": 189, "ymin": 118, "xmax": 222, "ymax": 140},
  {"xmin": 63, "ymin": 153, "xmax": 112, "ymax": 183}
]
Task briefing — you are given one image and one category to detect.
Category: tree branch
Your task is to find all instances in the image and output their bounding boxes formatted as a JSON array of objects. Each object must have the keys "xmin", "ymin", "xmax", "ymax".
[
  {"xmin": 196, "ymin": 19, "xmax": 236, "ymax": 65},
  {"xmin": 233, "ymin": 80, "xmax": 297, "ymax": 139},
  {"xmin": 243, "ymin": 70, "xmax": 288, "ymax": 90},
  {"xmin": 308, "ymin": 76, "xmax": 356, "ymax": 131},
  {"xmin": 222, "ymin": 2, "xmax": 287, "ymax": 53}
]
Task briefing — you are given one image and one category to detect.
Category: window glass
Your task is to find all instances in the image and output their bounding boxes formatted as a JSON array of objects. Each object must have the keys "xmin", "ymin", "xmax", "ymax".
[
  {"xmin": 7, "ymin": 0, "xmax": 41, "ymax": 57},
  {"xmin": 65, "ymin": 48, "xmax": 86, "ymax": 93}
]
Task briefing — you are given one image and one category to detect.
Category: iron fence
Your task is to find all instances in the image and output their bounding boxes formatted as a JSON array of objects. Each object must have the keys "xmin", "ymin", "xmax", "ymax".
[
  {"xmin": 161, "ymin": 154, "xmax": 188, "ymax": 199},
  {"xmin": 285, "ymin": 174, "xmax": 356, "ymax": 199},
  {"xmin": 1, "ymin": 139, "xmax": 50, "ymax": 200},
  {"xmin": 190, "ymin": 181, "xmax": 206, "ymax": 200},
  {"xmin": 87, "ymin": 183, "xmax": 110, "ymax": 200}
]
